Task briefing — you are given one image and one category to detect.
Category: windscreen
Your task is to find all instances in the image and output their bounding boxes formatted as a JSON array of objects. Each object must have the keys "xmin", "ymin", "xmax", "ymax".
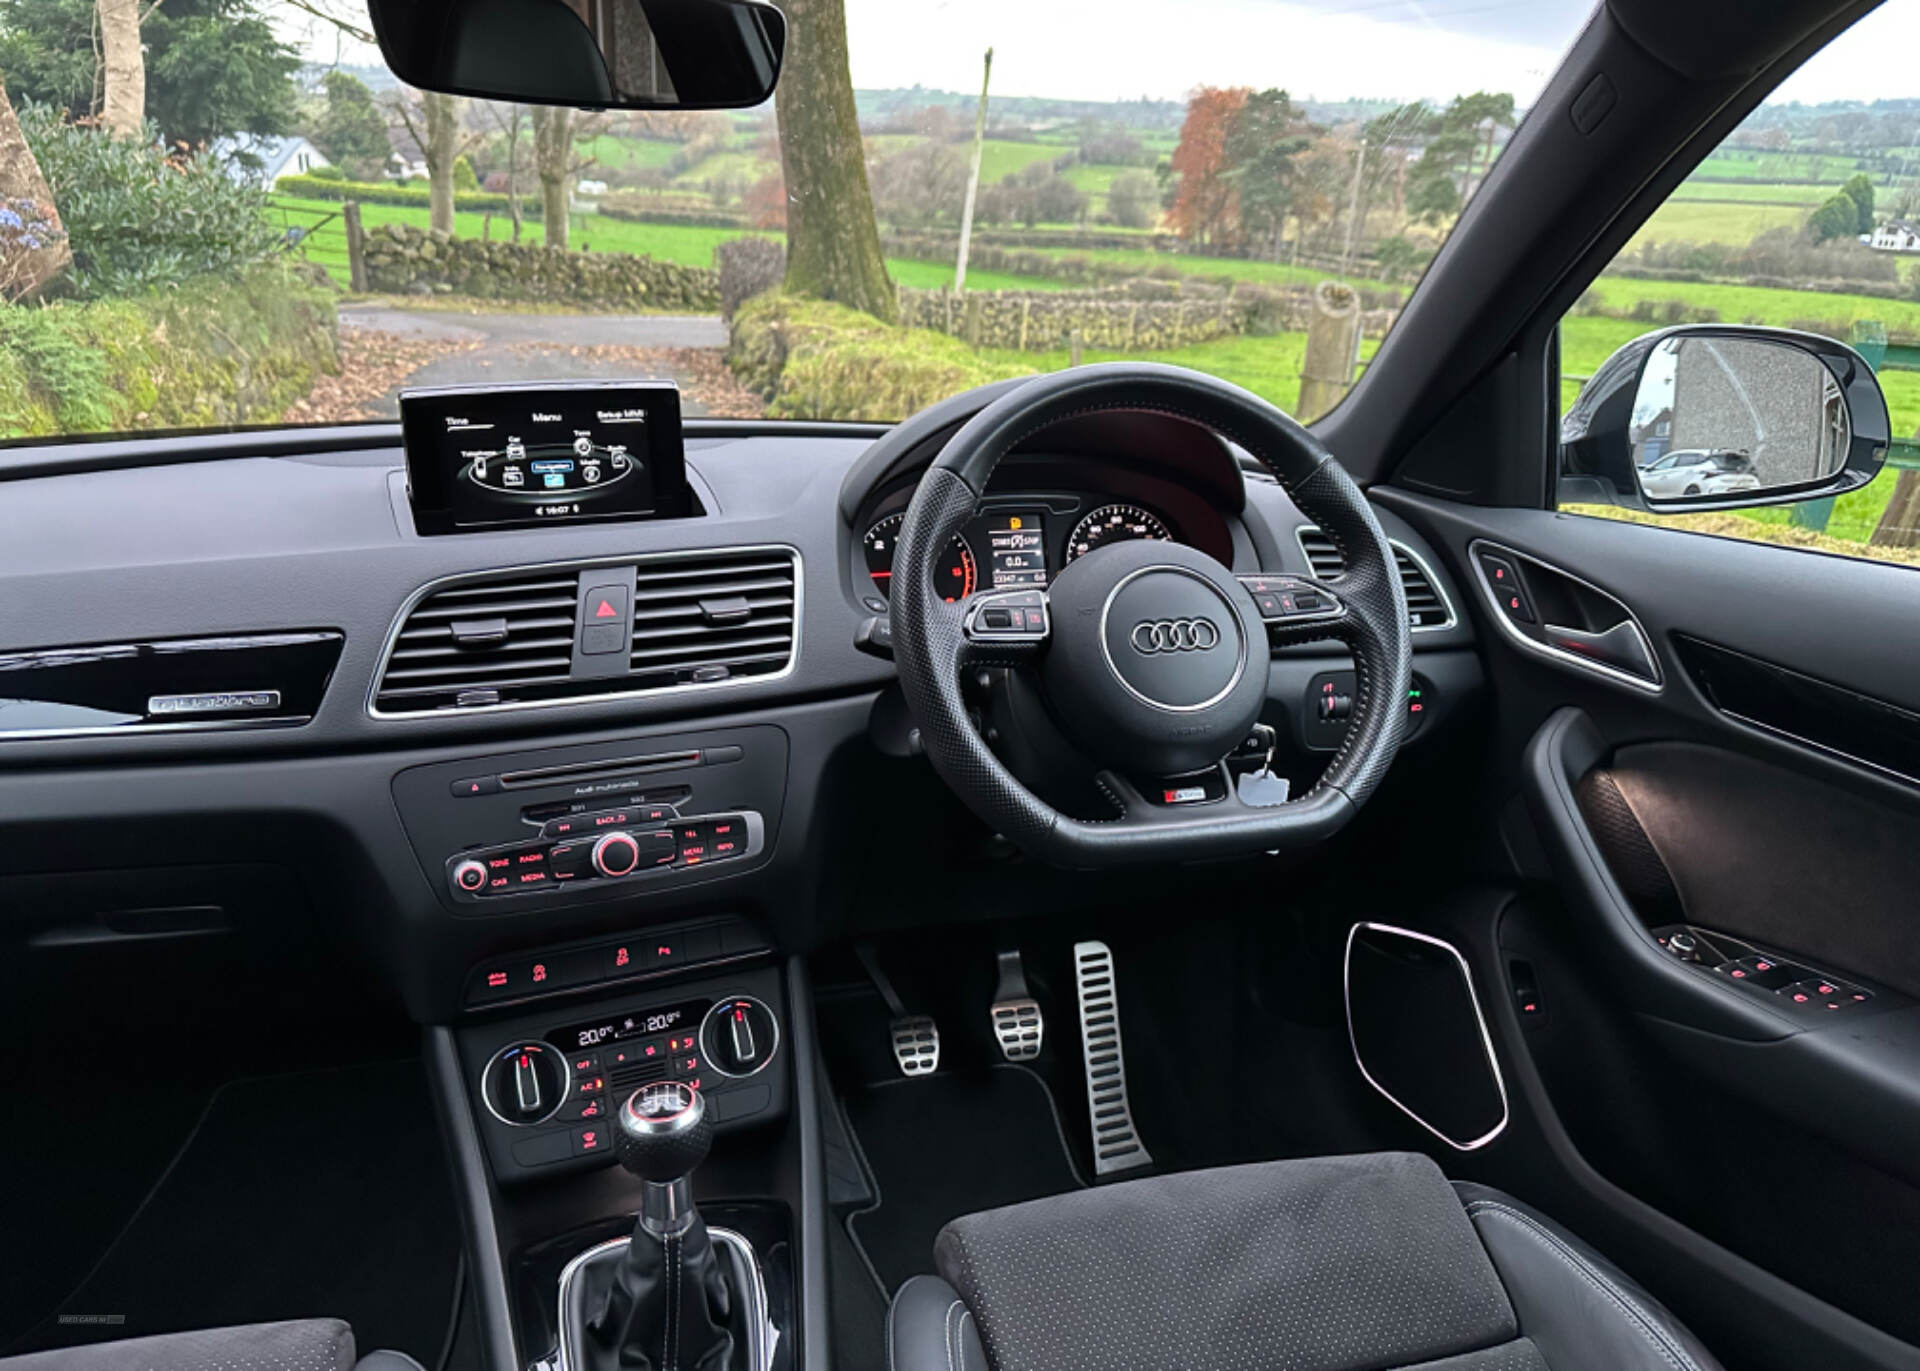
[{"xmin": 0, "ymin": 0, "xmax": 1596, "ymax": 440}]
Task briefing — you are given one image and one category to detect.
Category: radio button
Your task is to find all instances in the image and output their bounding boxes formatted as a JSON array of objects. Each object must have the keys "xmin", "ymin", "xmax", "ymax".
[{"xmin": 548, "ymin": 840, "xmax": 593, "ymax": 879}]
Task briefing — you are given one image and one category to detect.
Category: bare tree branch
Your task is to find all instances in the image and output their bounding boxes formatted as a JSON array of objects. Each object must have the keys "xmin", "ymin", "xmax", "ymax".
[{"xmin": 281, "ymin": 0, "xmax": 375, "ymax": 46}]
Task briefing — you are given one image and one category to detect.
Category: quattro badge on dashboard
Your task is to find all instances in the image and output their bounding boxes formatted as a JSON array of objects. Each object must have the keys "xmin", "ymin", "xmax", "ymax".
[{"xmin": 147, "ymin": 690, "xmax": 282, "ymax": 716}]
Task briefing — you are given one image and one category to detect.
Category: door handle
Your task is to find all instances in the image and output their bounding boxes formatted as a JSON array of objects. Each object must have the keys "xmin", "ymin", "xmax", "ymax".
[{"xmin": 1542, "ymin": 620, "xmax": 1658, "ymax": 685}]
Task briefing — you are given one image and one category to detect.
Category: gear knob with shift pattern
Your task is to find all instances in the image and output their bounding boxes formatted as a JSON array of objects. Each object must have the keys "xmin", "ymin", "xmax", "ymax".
[{"xmin": 586, "ymin": 1079, "xmax": 740, "ymax": 1371}]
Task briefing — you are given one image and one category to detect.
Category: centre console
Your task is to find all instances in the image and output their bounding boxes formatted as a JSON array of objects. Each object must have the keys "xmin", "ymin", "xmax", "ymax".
[{"xmin": 459, "ymin": 960, "xmax": 790, "ymax": 1183}]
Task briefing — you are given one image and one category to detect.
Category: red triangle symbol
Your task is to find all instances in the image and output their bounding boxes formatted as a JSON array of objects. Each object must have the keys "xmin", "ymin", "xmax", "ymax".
[{"xmin": 595, "ymin": 599, "xmax": 618, "ymax": 618}]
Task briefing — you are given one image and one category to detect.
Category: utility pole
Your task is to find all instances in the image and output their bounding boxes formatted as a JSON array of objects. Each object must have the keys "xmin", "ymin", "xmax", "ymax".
[
  {"xmin": 1341, "ymin": 135, "xmax": 1367, "ymax": 276},
  {"xmin": 954, "ymin": 47, "xmax": 993, "ymax": 295}
]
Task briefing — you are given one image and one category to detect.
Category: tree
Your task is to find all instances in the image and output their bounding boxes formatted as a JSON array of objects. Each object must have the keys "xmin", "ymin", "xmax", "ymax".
[
  {"xmin": 772, "ymin": 0, "xmax": 896, "ymax": 321},
  {"xmin": 1809, "ymin": 192, "xmax": 1861, "ymax": 243},
  {"xmin": 1106, "ymin": 170, "xmax": 1157, "ymax": 229},
  {"xmin": 388, "ymin": 89, "xmax": 465, "ymax": 236},
  {"xmin": 1167, "ymin": 86, "xmax": 1248, "ymax": 247},
  {"xmin": 485, "ymin": 102, "xmax": 527, "ymax": 241},
  {"xmin": 453, "ymin": 153, "xmax": 478, "ymax": 192},
  {"xmin": 1842, "ymin": 172, "xmax": 1875, "ymax": 233},
  {"xmin": 96, "ymin": 0, "xmax": 143, "ymax": 137},
  {"xmin": 530, "ymin": 104, "xmax": 573, "ymax": 249},
  {"xmin": 312, "ymin": 71, "xmax": 389, "ymax": 180},
  {"xmin": 1222, "ymin": 88, "xmax": 1312, "ymax": 259},
  {"xmin": 870, "ymin": 139, "xmax": 967, "ymax": 228}
]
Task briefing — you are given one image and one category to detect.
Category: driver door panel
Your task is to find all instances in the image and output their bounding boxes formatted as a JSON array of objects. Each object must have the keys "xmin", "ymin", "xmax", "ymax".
[{"xmin": 1380, "ymin": 494, "xmax": 1920, "ymax": 1362}]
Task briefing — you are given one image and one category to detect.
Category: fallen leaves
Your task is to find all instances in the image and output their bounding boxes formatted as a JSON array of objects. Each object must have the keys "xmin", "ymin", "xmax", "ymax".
[
  {"xmin": 278, "ymin": 328, "xmax": 767, "ymax": 423},
  {"xmin": 279, "ymin": 329, "xmax": 480, "ymax": 425}
]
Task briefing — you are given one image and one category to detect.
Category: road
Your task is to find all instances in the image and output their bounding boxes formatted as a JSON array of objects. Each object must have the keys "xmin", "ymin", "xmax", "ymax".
[{"xmin": 339, "ymin": 306, "xmax": 731, "ymax": 415}]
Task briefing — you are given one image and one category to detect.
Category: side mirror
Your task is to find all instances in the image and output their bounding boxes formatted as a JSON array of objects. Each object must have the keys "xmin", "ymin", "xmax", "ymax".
[
  {"xmin": 1559, "ymin": 325, "xmax": 1889, "ymax": 515},
  {"xmin": 367, "ymin": 0, "xmax": 786, "ymax": 110}
]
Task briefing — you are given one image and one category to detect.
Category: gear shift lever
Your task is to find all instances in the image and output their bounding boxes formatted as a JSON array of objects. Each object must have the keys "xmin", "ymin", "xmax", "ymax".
[
  {"xmin": 586, "ymin": 1081, "xmax": 739, "ymax": 1371},
  {"xmin": 614, "ymin": 1079, "xmax": 714, "ymax": 1236}
]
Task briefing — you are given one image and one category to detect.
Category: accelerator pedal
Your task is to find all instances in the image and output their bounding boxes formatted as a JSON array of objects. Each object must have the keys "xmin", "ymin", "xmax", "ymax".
[
  {"xmin": 856, "ymin": 942, "xmax": 942, "ymax": 1078},
  {"xmin": 989, "ymin": 949, "xmax": 1044, "ymax": 1062},
  {"xmin": 1073, "ymin": 940, "xmax": 1153, "ymax": 1176}
]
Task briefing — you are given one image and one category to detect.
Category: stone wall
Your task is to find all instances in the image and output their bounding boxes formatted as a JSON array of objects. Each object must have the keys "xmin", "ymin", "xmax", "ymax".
[
  {"xmin": 898, "ymin": 281, "xmax": 1400, "ymax": 352},
  {"xmin": 361, "ymin": 224, "xmax": 720, "ymax": 310}
]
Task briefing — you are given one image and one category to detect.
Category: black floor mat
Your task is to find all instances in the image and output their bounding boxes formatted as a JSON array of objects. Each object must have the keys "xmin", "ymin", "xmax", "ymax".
[
  {"xmin": 9, "ymin": 1060, "xmax": 460, "ymax": 1361},
  {"xmin": 843, "ymin": 1065, "xmax": 1083, "ymax": 1296}
]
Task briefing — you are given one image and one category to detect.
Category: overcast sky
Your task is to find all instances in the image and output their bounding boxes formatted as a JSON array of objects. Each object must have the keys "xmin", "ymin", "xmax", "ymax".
[{"xmin": 284, "ymin": 0, "xmax": 1920, "ymax": 110}]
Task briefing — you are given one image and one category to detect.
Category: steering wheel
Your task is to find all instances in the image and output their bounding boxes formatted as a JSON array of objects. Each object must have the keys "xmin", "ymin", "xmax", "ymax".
[{"xmin": 890, "ymin": 363, "xmax": 1412, "ymax": 867}]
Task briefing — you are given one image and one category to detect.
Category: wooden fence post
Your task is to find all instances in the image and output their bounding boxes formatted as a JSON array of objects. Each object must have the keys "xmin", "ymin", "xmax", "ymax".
[
  {"xmin": 343, "ymin": 200, "xmax": 367, "ymax": 293},
  {"xmin": 1069, "ymin": 328, "xmax": 1083, "ymax": 367},
  {"xmin": 1298, "ymin": 280, "xmax": 1362, "ymax": 421},
  {"xmin": 1017, "ymin": 298, "xmax": 1031, "ymax": 351},
  {"xmin": 964, "ymin": 292, "xmax": 983, "ymax": 347}
]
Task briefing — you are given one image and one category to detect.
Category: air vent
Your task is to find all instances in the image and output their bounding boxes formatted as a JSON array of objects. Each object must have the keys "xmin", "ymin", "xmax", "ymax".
[
  {"xmin": 628, "ymin": 550, "xmax": 797, "ymax": 687},
  {"xmin": 373, "ymin": 549, "xmax": 799, "ymax": 715},
  {"xmin": 1296, "ymin": 527, "xmax": 1453, "ymax": 630},
  {"xmin": 375, "ymin": 571, "xmax": 579, "ymax": 712}
]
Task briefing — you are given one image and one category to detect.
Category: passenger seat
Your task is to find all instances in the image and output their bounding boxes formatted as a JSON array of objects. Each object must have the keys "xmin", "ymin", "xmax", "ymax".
[{"xmin": 1, "ymin": 1320, "xmax": 425, "ymax": 1371}]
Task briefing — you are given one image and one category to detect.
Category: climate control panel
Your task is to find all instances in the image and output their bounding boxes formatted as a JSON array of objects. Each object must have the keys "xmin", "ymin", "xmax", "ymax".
[
  {"xmin": 444, "ymin": 806, "xmax": 764, "ymax": 903},
  {"xmin": 461, "ymin": 965, "xmax": 789, "ymax": 1182}
]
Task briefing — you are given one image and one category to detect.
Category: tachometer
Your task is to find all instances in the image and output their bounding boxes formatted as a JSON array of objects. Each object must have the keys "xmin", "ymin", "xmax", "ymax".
[
  {"xmin": 862, "ymin": 513, "xmax": 978, "ymax": 602},
  {"xmin": 1065, "ymin": 504, "xmax": 1172, "ymax": 562}
]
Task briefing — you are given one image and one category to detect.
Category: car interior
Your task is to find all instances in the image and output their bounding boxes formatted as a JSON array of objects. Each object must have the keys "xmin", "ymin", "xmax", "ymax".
[{"xmin": 6, "ymin": 2, "xmax": 1920, "ymax": 1371}]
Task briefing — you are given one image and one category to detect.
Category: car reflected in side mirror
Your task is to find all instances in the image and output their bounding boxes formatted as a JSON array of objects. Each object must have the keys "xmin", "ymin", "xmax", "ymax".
[{"xmin": 1559, "ymin": 325, "xmax": 1891, "ymax": 516}]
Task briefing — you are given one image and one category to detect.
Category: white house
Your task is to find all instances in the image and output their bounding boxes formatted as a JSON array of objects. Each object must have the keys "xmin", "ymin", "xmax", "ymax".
[
  {"xmin": 1868, "ymin": 220, "xmax": 1920, "ymax": 252},
  {"xmin": 212, "ymin": 134, "xmax": 331, "ymax": 186}
]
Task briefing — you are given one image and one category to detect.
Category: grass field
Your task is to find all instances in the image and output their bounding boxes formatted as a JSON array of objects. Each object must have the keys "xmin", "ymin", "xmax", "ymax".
[
  {"xmin": 1628, "ymin": 199, "xmax": 1810, "ymax": 248},
  {"xmin": 577, "ymin": 135, "xmax": 682, "ymax": 173},
  {"xmin": 1670, "ymin": 182, "xmax": 1838, "ymax": 205},
  {"xmin": 1691, "ymin": 150, "xmax": 1882, "ymax": 183}
]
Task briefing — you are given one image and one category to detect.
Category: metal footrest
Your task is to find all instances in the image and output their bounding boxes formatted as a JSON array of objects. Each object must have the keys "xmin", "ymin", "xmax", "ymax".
[
  {"xmin": 1073, "ymin": 940, "xmax": 1152, "ymax": 1175},
  {"xmin": 990, "ymin": 948, "xmax": 1044, "ymax": 1061},
  {"xmin": 890, "ymin": 1015, "xmax": 941, "ymax": 1076}
]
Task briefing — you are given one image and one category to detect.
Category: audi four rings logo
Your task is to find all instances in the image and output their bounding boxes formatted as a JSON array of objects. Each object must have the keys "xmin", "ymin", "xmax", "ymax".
[{"xmin": 1130, "ymin": 618, "xmax": 1221, "ymax": 654}]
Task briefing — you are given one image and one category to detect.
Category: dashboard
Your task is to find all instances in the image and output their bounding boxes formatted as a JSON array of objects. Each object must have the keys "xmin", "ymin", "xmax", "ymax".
[{"xmin": 0, "ymin": 393, "xmax": 1482, "ymax": 1027}]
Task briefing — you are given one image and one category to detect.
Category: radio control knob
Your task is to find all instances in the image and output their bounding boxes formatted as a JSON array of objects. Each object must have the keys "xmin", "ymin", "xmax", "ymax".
[
  {"xmin": 593, "ymin": 830, "xmax": 642, "ymax": 878},
  {"xmin": 453, "ymin": 858, "xmax": 488, "ymax": 893}
]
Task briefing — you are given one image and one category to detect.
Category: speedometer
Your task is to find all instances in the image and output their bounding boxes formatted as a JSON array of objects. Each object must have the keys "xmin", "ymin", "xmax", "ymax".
[
  {"xmin": 1065, "ymin": 504, "xmax": 1172, "ymax": 562},
  {"xmin": 862, "ymin": 513, "xmax": 978, "ymax": 602}
]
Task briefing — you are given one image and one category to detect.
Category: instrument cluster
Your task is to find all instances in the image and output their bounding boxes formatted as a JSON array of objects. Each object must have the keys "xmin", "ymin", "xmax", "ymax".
[{"xmin": 850, "ymin": 466, "xmax": 1237, "ymax": 614}]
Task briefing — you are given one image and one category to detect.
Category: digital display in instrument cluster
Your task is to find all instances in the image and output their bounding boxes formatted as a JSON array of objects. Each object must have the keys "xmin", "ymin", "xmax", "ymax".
[{"xmin": 982, "ymin": 511, "xmax": 1047, "ymax": 588}]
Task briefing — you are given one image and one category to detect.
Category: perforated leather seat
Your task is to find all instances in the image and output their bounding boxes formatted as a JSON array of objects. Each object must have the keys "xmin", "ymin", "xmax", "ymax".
[{"xmin": 888, "ymin": 1152, "xmax": 1722, "ymax": 1371}]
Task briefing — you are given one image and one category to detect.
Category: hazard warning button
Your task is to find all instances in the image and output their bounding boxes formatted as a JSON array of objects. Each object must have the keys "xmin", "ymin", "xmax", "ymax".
[{"xmin": 580, "ymin": 583, "xmax": 630, "ymax": 656}]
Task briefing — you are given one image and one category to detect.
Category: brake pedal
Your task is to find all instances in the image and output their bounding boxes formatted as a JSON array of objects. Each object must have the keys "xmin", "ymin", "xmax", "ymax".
[
  {"xmin": 1073, "ymin": 940, "xmax": 1152, "ymax": 1175},
  {"xmin": 989, "ymin": 949, "xmax": 1044, "ymax": 1061},
  {"xmin": 857, "ymin": 942, "xmax": 943, "ymax": 1078}
]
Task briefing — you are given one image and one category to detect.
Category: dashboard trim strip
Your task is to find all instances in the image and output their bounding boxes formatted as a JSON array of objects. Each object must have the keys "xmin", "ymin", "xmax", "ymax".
[{"xmin": 366, "ymin": 544, "xmax": 803, "ymax": 720}]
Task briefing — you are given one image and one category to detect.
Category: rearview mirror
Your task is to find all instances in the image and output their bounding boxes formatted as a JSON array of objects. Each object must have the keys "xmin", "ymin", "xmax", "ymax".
[
  {"xmin": 1559, "ymin": 325, "xmax": 1889, "ymax": 515},
  {"xmin": 368, "ymin": 0, "xmax": 786, "ymax": 110}
]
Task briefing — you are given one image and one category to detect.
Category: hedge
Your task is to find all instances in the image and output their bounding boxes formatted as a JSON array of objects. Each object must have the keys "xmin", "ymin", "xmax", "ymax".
[
  {"xmin": 727, "ymin": 292, "xmax": 1033, "ymax": 421},
  {"xmin": 0, "ymin": 263, "xmax": 339, "ymax": 439},
  {"xmin": 274, "ymin": 173, "xmax": 538, "ymax": 217}
]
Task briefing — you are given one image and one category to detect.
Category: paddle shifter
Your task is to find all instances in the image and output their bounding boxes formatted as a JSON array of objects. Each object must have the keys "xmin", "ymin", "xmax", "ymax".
[{"xmin": 584, "ymin": 1081, "xmax": 739, "ymax": 1371}]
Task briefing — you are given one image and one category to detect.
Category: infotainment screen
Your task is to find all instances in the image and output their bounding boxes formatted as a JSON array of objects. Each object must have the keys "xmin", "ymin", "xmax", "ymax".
[{"xmin": 400, "ymin": 381, "xmax": 689, "ymax": 534}]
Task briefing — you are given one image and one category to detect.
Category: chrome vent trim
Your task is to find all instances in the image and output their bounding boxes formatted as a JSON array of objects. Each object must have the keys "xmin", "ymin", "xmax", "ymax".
[
  {"xmin": 374, "ymin": 572, "xmax": 578, "ymax": 711},
  {"xmin": 1294, "ymin": 527, "xmax": 1456, "ymax": 632},
  {"xmin": 368, "ymin": 546, "xmax": 801, "ymax": 719},
  {"xmin": 628, "ymin": 550, "xmax": 797, "ymax": 683}
]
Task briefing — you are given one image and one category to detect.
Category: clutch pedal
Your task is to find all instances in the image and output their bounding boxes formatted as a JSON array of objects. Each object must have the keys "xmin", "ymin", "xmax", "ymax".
[
  {"xmin": 857, "ymin": 943, "xmax": 942, "ymax": 1077},
  {"xmin": 889, "ymin": 1016, "xmax": 941, "ymax": 1076},
  {"xmin": 1073, "ymin": 940, "xmax": 1152, "ymax": 1175},
  {"xmin": 989, "ymin": 949, "xmax": 1044, "ymax": 1062}
]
